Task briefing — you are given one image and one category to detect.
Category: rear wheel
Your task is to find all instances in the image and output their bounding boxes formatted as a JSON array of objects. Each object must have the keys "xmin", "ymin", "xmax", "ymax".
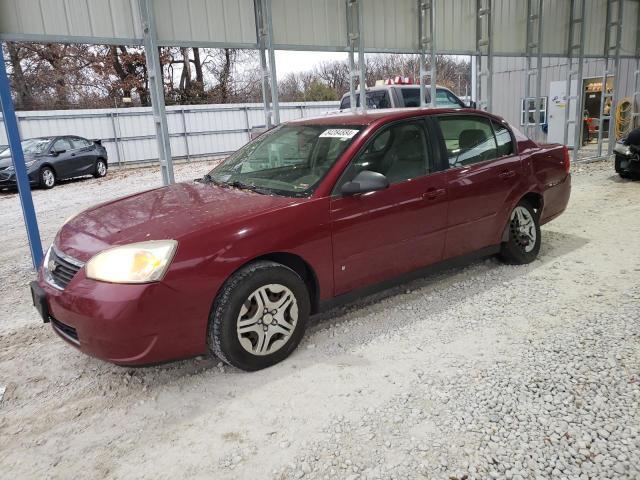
[
  {"xmin": 208, "ymin": 260, "xmax": 310, "ymax": 371},
  {"xmin": 39, "ymin": 167, "xmax": 56, "ymax": 189},
  {"xmin": 499, "ymin": 201, "xmax": 541, "ymax": 264},
  {"xmin": 94, "ymin": 159, "xmax": 107, "ymax": 178}
]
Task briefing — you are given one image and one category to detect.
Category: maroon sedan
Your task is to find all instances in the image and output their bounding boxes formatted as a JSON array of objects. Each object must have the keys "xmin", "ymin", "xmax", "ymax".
[{"xmin": 31, "ymin": 108, "xmax": 571, "ymax": 370}]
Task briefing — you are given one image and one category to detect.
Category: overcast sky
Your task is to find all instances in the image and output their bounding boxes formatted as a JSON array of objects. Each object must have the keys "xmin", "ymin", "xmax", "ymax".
[{"xmin": 274, "ymin": 50, "xmax": 348, "ymax": 79}]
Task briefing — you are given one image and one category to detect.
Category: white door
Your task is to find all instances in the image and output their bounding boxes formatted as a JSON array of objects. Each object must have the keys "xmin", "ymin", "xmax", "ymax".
[
  {"xmin": 547, "ymin": 80, "xmax": 578, "ymax": 147},
  {"xmin": 547, "ymin": 80, "xmax": 582, "ymax": 148}
]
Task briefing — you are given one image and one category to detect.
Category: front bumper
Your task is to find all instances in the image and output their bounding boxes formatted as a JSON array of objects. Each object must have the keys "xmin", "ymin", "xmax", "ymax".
[
  {"xmin": 615, "ymin": 154, "xmax": 640, "ymax": 174},
  {"xmin": 34, "ymin": 267, "xmax": 210, "ymax": 366},
  {"xmin": 0, "ymin": 169, "xmax": 38, "ymax": 188}
]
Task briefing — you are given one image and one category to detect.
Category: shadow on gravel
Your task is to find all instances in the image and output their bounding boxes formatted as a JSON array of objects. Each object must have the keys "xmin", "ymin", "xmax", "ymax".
[
  {"xmin": 609, "ymin": 174, "xmax": 639, "ymax": 183},
  {"xmin": 0, "ymin": 176, "xmax": 100, "ymax": 197},
  {"xmin": 309, "ymin": 229, "xmax": 590, "ymax": 328},
  {"xmin": 28, "ymin": 230, "xmax": 589, "ymax": 393}
]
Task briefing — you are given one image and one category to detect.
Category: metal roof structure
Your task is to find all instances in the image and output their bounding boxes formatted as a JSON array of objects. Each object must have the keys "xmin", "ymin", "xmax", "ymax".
[
  {"xmin": 1, "ymin": 0, "xmax": 640, "ymax": 268},
  {"xmin": 1, "ymin": 0, "xmax": 639, "ymax": 56}
]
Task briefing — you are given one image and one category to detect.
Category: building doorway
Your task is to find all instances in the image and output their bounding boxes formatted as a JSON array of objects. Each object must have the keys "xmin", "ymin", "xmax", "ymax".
[{"xmin": 582, "ymin": 76, "xmax": 615, "ymax": 146}]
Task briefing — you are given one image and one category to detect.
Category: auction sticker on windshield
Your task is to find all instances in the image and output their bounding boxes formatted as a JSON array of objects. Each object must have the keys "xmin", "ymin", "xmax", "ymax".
[{"xmin": 319, "ymin": 129, "xmax": 360, "ymax": 139}]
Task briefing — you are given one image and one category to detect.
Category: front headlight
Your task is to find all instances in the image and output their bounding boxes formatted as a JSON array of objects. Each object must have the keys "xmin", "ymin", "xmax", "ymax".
[
  {"xmin": 6, "ymin": 160, "xmax": 35, "ymax": 171},
  {"xmin": 614, "ymin": 142, "xmax": 631, "ymax": 156},
  {"xmin": 85, "ymin": 240, "xmax": 178, "ymax": 283}
]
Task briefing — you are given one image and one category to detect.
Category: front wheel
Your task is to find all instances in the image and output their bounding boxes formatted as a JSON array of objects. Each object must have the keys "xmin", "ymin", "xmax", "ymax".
[
  {"xmin": 499, "ymin": 201, "xmax": 541, "ymax": 264},
  {"xmin": 39, "ymin": 167, "xmax": 56, "ymax": 189},
  {"xmin": 208, "ymin": 260, "xmax": 310, "ymax": 371}
]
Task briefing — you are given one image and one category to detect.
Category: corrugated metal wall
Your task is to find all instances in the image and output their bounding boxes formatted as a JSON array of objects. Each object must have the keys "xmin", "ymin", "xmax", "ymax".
[
  {"xmin": 491, "ymin": 57, "xmax": 639, "ymax": 140},
  {"xmin": 1, "ymin": 0, "xmax": 638, "ymax": 57},
  {"xmin": 0, "ymin": 0, "xmax": 142, "ymax": 42},
  {"xmin": 153, "ymin": 0, "xmax": 257, "ymax": 47},
  {"xmin": 0, "ymin": 102, "xmax": 339, "ymax": 164},
  {"xmin": 271, "ymin": 0, "xmax": 347, "ymax": 50}
]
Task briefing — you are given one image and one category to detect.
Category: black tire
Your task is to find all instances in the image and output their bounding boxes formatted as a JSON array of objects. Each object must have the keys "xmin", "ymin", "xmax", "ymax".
[
  {"xmin": 499, "ymin": 200, "xmax": 541, "ymax": 265},
  {"xmin": 614, "ymin": 156, "xmax": 637, "ymax": 179},
  {"xmin": 208, "ymin": 260, "xmax": 310, "ymax": 371},
  {"xmin": 93, "ymin": 159, "xmax": 108, "ymax": 178},
  {"xmin": 39, "ymin": 166, "xmax": 56, "ymax": 189}
]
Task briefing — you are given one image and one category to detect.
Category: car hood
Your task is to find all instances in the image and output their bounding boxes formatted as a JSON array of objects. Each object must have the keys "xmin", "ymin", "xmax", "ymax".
[{"xmin": 55, "ymin": 181, "xmax": 301, "ymax": 262}]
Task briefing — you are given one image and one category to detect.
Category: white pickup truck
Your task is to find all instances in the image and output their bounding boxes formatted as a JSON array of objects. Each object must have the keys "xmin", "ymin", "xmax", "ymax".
[{"xmin": 339, "ymin": 83, "xmax": 473, "ymax": 110}]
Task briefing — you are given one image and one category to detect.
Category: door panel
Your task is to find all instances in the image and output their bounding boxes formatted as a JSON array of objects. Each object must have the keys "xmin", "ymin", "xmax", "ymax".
[
  {"xmin": 330, "ymin": 119, "xmax": 450, "ymax": 296},
  {"xmin": 331, "ymin": 172, "xmax": 448, "ymax": 295},
  {"xmin": 69, "ymin": 138, "xmax": 96, "ymax": 175},
  {"xmin": 50, "ymin": 138, "xmax": 74, "ymax": 178},
  {"xmin": 434, "ymin": 114, "xmax": 524, "ymax": 259},
  {"xmin": 444, "ymin": 155, "xmax": 522, "ymax": 258}
]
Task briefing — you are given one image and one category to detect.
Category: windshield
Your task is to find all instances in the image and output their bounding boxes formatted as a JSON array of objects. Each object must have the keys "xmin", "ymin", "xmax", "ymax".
[
  {"xmin": 0, "ymin": 138, "xmax": 51, "ymax": 158},
  {"xmin": 205, "ymin": 125, "xmax": 362, "ymax": 196}
]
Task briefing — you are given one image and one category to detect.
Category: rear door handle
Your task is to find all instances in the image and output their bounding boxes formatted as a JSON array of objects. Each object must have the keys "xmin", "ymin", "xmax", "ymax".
[
  {"xmin": 498, "ymin": 169, "xmax": 516, "ymax": 179},
  {"xmin": 423, "ymin": 188, "xmax": 446, "ymax": 200}
]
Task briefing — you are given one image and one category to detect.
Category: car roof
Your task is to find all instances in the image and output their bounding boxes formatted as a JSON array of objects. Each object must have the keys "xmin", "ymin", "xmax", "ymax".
[{"xmin": 287, "ymin": 107, "xmax": 499, "ymax": 127}]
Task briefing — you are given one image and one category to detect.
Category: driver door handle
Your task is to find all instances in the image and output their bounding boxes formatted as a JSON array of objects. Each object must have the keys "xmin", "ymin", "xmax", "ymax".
[{"xmin": 423, "ymin": 188, "xmax": 446, "ymax": 200}]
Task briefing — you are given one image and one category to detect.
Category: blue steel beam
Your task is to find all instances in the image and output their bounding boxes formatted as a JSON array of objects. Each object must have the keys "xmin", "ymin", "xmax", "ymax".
[{"xmin": 0, "ymin": 51, "xmax": 43, "ymax": 268}]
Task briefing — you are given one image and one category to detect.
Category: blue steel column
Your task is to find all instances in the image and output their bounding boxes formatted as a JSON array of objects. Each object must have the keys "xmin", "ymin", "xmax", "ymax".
[{"xmin": 0, "ymin": 53, "xmax": 43, "ymax": 268}]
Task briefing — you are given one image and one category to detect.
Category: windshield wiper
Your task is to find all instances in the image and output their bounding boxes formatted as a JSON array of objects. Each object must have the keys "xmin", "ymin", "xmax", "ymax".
[
  {"xmin": 199, "ymin": 173, "xmax": 228, "ymax": 187},
  {"xmin": 200, "ymin": 175, "xmax": 272, "ymax": 195},
  {"xmin": 228, "ymin": 180, "xmax": 272, "ymax": 195}
]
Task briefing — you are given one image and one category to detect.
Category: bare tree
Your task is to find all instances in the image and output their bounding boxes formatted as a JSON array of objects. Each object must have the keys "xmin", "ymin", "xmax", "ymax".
[
  {"xmin": 4, "ymin": 43, "xmax": 33, "ymax": 110},
  {"xmin": 100, "ymin": 45, "xmax": 151, "ymax": 106}
]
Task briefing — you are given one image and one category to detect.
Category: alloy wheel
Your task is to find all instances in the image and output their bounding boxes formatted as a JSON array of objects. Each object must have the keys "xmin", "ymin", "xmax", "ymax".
[
  {"xmin": 236, "ymin": 284, "xmax": 298, "ymax": 356},
  {"xmin": 510, "ymin": 206, "xmax": 536, "ymax": 253},
  {"xmin": 42, "ymin": 169, "xmax": 55, "ymax": 187},
  {"xmin": 97, "ymin": 161, "xmax": 107, "ymax": 176}
]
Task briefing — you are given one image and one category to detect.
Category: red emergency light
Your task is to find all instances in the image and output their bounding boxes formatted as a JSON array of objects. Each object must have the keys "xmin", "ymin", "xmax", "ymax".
[{"xmin": 384, "ymin": 76, "xmax": 414, "ymax": 85}]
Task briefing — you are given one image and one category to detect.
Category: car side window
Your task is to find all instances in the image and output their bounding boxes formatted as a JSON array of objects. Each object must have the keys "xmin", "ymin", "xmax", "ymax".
[
  {"xmin": 436, "ymin": 115, "xmax": 498, "ymax": 168},
  {"xmin": 335, "ymin": 121, "xmax": 429, "ymax": 192},
  {"xmin": 401, "ymin": 89, "xmax": 421, "ymax": 107},
  {"xmin": 366, "ymin": 91, "xmax": 391, "ymax": 109},
  {"xmin": 52, "ymin": 138, "xmax": 72, "ymax": 153},
  {"xmin": 492, "ymin": 121, "xmax": 514, "ymax": 157},
  {"xmin": 436, "ymin": 89, "xmax": 464, "ymax": 108},
  {"xmin": 340, "ymin": 97, "xmax": 350, "ymax": 110},
  {"xmin": 70, "ymin": 137, "xmax": 90, "ymax": 149}
]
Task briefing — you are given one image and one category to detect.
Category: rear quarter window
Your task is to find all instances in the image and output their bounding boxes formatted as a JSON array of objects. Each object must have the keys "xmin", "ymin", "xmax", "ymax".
[{"xmin": 492, "ymin": 121, "xmax": 515, "ymax": 156}]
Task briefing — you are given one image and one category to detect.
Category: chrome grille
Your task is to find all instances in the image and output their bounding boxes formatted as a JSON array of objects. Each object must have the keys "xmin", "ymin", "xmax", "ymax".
[{"xmin": 45, "ymin": 247, "xmax": 84, "ymax": 290}]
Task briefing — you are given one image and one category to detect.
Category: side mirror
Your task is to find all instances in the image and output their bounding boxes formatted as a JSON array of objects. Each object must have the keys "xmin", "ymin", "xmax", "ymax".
[
  {"xmin": 50, "ymin": 149, "xmax": 65, "ymax": 156},
  {"xmin": 341, "ymin": 170, "xmax": 389, "ymax": 196},
  {"xmin": 467, "ymin": 101, "xmax": 477, "ymax": 109}
]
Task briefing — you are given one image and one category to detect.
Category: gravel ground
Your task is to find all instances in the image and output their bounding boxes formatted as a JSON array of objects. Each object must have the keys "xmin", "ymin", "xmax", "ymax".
[{"xmin": 0, "ymin": 159, "xmax": 638, "ymax": 479}]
